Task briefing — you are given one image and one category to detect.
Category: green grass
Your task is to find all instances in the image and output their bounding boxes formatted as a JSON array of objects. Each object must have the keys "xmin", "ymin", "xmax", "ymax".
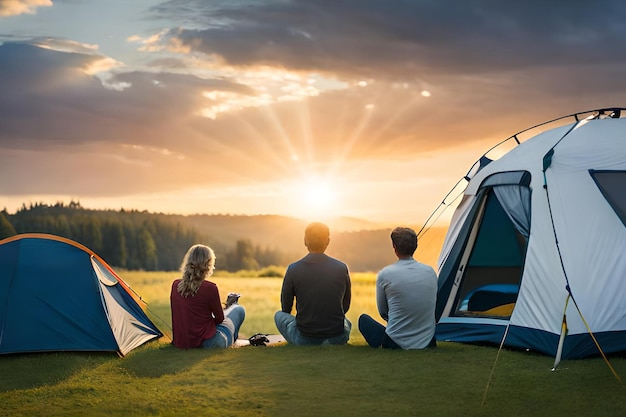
[
  {"xmin": 2, "ymin": 272, "xmax": 626, "ymax": 417},
  {"xmin": 122, "ymin": 271, "xmax": 379, "ymax": 342}
]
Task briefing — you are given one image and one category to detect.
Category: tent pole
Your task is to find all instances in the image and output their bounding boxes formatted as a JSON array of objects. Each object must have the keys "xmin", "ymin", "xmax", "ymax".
[{"xmin": 551, "ymin": 297, "xmax": 569, "ymax": 371}]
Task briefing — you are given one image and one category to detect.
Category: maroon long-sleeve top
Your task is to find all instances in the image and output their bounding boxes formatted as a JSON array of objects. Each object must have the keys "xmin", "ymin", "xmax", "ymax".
[{"xmin": 170, "ymin": 280, "xmax": 224, "ymax": 349}]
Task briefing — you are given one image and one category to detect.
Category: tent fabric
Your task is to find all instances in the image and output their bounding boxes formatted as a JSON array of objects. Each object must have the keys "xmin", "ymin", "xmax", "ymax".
[
  {"xmin": 435, "ymin": 110, "xmax": 626, "ymax": 359},
  {"xmin": 492, "ymin": 185, "xmax": 531, "ymax": 238},
  {"xmin": 590, "ymin": 170, "xmax": 626, "ymax": 226},
  {"xmin": 0, "ymin": 234, "xmax": 162, "ymax": 356}
]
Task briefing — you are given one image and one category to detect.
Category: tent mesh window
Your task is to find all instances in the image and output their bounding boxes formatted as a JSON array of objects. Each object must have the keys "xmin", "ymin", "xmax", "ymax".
[
  {"xmin": 590, "ymin": 170, "xmax": 626, "ymax": 227},
  {"xmin": 453, "ymin": 187, "xmax": 529, "ymax": 319}
]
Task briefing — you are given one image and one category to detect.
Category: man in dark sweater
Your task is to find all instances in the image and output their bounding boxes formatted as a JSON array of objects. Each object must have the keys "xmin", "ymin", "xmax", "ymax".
[{"xmin": 274, "ymin": 222, "xmax": 352, "ymax": 345}]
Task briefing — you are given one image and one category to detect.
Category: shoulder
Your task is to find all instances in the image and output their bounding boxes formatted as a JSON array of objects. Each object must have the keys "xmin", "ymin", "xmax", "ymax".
[
  {"xmin": 324, "ymin": 254, "xmax": 348, "ymax": 268},
  {"xmin": 377, "ymin": 260, "xmax": 426, "ymax": 278},
  {"xmin": 285, "ymin": 258, "xmax": 304, "ymax": 274},
  {"xmin": 415, "ymin": 261, "xmax": 437, "ymax": 276},
  {"xmin": 376, "ymin": 264, "xmax": 394, "ymax": 282},
  {"xmin": 200, "ymin": 280, "xmax": 219, "ymax": 293},
  {"xmin": 378, "ymin": 261, "xmax": 400, "ymax": 276},
  {"xmin": 326, "ymin": 255, "xmax": 350, "ymax": 276},
  {"xmin": 288, "ymin": 256, "xmax": 306, "ymax": 268},
  {"xmin": 378, "ymin": 262, "xmax": 396, "ymax": 273},
  {"xmin": 287, "ymin": 253, "xmax": 314, "ymax": 267}
]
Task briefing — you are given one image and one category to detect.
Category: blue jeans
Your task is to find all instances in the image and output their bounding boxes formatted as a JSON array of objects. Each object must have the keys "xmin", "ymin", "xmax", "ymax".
[
  {"xmin": 274, "ymin": 311, "xmax": 351, "ymax": 345},
  {"xmin": 202, "ymin": 305, "xmax": 246, "ymax": 348},
  {"xmin": 358, "ymin": 314, "xmax": 401, "ymax": 349}
]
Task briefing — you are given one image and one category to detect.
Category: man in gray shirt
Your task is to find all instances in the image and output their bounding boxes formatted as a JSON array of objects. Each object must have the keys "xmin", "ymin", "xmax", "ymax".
[
  {"xmin": 358, "ymin": 227, "xmax": 437, "ymax": 349},
  {"xmin": 275, "ymin": 222, "xmax": 352, "ymax": 345}
]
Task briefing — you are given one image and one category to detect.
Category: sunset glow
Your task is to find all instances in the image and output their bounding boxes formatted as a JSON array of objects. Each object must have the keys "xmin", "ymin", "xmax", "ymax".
[
  {"xmin": 295, "ymin": 176, "xmax": 340, "ymax": 220},
  {"xmin": 1, "ymin": 2, "xmax": 624, "ymax": 229}
]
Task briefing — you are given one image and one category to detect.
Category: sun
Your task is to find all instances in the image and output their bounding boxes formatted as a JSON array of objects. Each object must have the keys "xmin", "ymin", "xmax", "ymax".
[
  {"xmin": 304, "ymin": 180, "xmax": 333, "ymax": 207},
  {"xmin": 296, "ymin": 177, "xmax": 340, "ymax": 220}
]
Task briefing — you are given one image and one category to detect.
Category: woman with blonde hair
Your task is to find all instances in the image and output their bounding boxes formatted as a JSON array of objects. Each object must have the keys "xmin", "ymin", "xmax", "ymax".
[{"xmin": 170, "ymin": 244, "xmax": 245, "ymax": 349}]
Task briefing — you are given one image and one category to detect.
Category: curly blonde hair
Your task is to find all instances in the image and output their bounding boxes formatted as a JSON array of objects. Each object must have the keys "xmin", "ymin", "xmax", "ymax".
[{"xmin": 177, "ymin": 244, "xmax": 216, "ymax": 297}]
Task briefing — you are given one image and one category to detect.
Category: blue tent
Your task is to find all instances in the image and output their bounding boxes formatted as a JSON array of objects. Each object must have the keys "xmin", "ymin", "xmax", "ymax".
[{"xmin": 0, "ymin": 234, "xmax": 162, "ymax": 356}]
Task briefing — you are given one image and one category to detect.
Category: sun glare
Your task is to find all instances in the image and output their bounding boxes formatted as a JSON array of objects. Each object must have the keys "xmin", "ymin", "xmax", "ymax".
[{"xmin": 296, "ymin": 177, "xmax": 340, "ymax": 220}]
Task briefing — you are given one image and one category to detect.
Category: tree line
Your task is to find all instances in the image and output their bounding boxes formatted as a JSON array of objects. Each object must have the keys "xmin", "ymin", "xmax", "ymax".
[{"xmin": 0, "ymin": 202, "xmax": 290, "ymax": 272}]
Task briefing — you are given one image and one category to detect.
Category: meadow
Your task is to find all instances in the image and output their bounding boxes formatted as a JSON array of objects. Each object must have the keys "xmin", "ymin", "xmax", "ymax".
[{"xmin": 2, "ymin": 271, "xmax": 626, "ymax": 417}]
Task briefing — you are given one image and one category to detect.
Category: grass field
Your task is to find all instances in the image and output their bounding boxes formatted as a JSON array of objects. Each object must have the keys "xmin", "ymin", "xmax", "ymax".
[
  {"xmin": 2, "ymin": 271, "xmax": 626, "ymax": 417},
  {"xmin": 119, "ymin": 270, "xmax": 380, "ymax": 343}
]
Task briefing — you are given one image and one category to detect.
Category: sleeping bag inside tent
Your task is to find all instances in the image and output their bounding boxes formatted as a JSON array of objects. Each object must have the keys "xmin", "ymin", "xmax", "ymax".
[
  {"xmin": 0, "ymin": 233, "xmax": 163, "ymax": 356},
  {"xmin": 435, "ymin": 108, "xmax": 626, "ymax": 359}
]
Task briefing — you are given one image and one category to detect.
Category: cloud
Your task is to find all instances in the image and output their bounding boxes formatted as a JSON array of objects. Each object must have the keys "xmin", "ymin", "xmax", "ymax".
[
  {"xmin": 0, "ymin": 41, "xmax": 267, "ymax": 196},
  {"xmin": 0, "ymin": 0, "xmax": 51, "ymax": 17},
  {"xmin": 150, "ymin": 0, "xmax": 626, "ymax": 79},
  {"xmin": 3, "ymin": 1, "xmax": 626, "ymax": 217},
  {"xmin": 140, "ymin": 0, "xmax": 626, "ymax": 142},
  {"xmin": 0, "ymin": 42, "xmax": 248, "ymax": 147}
]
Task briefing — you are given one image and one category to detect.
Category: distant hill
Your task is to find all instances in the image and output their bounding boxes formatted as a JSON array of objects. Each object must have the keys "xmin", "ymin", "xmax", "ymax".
[
  {"xmin": 173, "ymin": 214, "xmax": 383, "ymax": 244},
  {"xmin": 173, "ymin": 213, "xmax": 447, "ymax": 272},
  {"xmin": 330, "ymin": 226, "xmax": 447, "ymax": 272},
  {"xmin": 3, "ymin": 204, "xmax": 448, "ymax": 272}
]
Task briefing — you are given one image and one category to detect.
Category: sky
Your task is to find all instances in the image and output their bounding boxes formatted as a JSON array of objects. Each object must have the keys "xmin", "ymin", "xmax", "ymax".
[{"xmin": 2, "ymin": 0, "xmax": 626, "ymax": 227}]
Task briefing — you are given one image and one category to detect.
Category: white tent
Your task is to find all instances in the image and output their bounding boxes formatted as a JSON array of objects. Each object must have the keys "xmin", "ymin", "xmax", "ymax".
[{"xmin": 435, "ymin": 108, "xmax": 626, "ymax": 360}]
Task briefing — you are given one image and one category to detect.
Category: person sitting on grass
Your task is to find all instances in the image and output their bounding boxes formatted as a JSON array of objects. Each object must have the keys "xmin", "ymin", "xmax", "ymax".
[
  {"xmin": 170, "ymin": 244, "xmax": 245, "ymax": 349},
  {"xmin": 358, "ymin": 227, "xmax": 437, "ymax": 349},
  {"xmin": 274, "ymin": 222, "xmax": 352, "ymax": 345}
]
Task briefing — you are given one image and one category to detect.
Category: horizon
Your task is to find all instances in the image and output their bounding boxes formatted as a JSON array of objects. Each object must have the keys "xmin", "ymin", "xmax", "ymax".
[
  {"xmin": 2, "ymin": 2, "xmax": 626, "ymax": 225},
  {"xmin": 3, "ymin": 199, "xmax": 448, "ymax": 233}
]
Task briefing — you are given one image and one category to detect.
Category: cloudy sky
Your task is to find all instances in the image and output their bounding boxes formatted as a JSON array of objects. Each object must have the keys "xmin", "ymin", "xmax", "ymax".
[{"xmin": 2, "ymin": 0, "xmax": 626, "ymax": 226}]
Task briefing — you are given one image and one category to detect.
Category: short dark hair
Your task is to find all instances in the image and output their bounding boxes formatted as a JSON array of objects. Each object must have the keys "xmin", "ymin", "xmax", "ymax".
[
  {"xmin": 305, "ymin": 222, "xmax": 330, "ymax": 252},
  {"xmin": 391, "ymin": 227, "xmax": 417, "ymax": 256}
]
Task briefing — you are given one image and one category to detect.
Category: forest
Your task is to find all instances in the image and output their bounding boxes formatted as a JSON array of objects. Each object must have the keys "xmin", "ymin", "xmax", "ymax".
[
  {"xmin": 0, "ymin": 202, "xmax": 294, "ymax": 272},
  {"xmin": 0, "ymin": 202, "xmax": 446, "ymax": 273}
]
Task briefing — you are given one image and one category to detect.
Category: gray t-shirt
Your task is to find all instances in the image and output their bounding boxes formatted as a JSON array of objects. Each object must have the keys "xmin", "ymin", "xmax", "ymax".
[{"xmin": 376, "ymin": 258, "xmax": 437, "ymax": 349}]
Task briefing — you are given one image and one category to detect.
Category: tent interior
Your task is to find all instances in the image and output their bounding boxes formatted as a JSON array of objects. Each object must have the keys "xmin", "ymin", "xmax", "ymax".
[{"xmin": 445, "ymin": 180, "xmax": 530, "ymax": 320}]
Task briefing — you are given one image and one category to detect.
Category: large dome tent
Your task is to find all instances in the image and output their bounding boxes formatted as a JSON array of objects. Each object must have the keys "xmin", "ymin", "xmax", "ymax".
[{"xmin": 433, "ymin": 108, "xmax": 626, "ymax": 363}]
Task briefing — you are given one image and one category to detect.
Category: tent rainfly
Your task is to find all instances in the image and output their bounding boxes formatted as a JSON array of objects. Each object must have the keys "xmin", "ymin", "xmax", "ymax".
[
  {"xmin": 0, "ymin": 233, "xmax": 163, "ymax": 356},
  {"xmin": 435, "ymin": 108, "xmax": 626, "ymax": 361}
]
